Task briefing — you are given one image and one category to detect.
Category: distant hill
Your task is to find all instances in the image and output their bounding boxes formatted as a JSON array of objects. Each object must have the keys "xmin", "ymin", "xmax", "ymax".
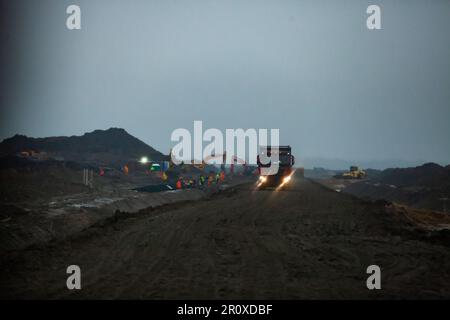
[
  {"xmin": 299, "ymin": 157, "xmax": 430, "ymax": 170},
  {"xmin": 0, "ymin": 128, "xmax": 166, "ymax": 166},
  {"xmin": 344, "ymin": 163, "xmax": 450, "ymax": 212},
  {"xmin": 370, "ymin": 163, "xmax": 450, "ymax": 189}
]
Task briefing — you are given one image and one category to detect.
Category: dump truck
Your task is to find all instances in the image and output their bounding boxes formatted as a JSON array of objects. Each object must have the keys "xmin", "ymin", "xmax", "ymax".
[{"xmin": 257, "ymin": 145, "xmax": 295, "ymax": 189}]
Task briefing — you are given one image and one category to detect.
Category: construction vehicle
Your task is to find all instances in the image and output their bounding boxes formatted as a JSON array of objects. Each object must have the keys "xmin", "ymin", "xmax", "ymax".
[
  {"xmin": 257, "ymin": 145, "xmax": 295, "ymax": 189},
  {"xmin": 335, "ymin": 166, "xmax": 366, "ymax": 179}
]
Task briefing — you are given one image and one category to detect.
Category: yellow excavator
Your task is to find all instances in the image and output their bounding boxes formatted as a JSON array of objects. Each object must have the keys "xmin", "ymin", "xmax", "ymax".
[{"xmin": 337, "ymin": 166, "xmax": 366, "ymax": 179}]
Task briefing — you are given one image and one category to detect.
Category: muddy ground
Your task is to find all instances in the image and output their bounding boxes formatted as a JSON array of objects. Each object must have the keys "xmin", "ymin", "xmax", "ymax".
[{"xmin": 1, "ymin": 175, "xmax": 449, "ymax": 299}]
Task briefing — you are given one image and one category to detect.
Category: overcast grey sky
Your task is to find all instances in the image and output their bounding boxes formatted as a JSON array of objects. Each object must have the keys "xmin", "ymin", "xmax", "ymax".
[{"xmin": 1, "ymin": 0, "xmax": 449, "ymax": 168}]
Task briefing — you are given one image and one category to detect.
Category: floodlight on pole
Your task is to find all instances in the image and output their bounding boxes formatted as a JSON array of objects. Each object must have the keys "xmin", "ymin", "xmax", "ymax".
[{"xmin": 140, "ymin": 156, "xmax": 148, "ymax": 164}]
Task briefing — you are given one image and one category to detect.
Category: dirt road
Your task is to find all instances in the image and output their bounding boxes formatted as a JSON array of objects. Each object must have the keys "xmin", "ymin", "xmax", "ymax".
[{"xmin": 1, "ymin": 175, "xmax": 450, "ymax": 299}]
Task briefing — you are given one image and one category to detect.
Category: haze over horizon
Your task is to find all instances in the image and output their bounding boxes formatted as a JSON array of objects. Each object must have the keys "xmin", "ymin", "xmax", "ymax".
[{"xmin": 1, "ymin": 0, "xmax": 450, "ymax": 169}]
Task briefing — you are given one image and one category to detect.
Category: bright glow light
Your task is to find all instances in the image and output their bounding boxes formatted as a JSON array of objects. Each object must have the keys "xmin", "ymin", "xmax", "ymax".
[
  {"xmin": 140, "ymin": 156, "xmax": 148, "ymax": 164},
  {"xmin": 276, "ymin": 170, "xmax": 296, "ymax": 191},
  {"xmin": 256, "ymin": 175, "xmax": 267, "ymax": 188}
]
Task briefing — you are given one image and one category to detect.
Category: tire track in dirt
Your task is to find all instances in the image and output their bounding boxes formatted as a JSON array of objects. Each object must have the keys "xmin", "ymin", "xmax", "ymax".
[{"xmin": 1, "ymin": 176, "xmax": 450, "ymax": 299}]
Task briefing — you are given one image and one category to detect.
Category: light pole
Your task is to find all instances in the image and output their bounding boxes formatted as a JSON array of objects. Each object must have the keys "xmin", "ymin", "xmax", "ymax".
[{"xmin": 439, "ymin": 197, "xmax": 449, "ymax": 214}]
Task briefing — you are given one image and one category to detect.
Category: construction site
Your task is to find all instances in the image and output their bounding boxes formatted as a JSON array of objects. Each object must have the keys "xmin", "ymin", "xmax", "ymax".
[{"xmin": 0, "ymin": 128, "xmax": 449, "ymax": 299}]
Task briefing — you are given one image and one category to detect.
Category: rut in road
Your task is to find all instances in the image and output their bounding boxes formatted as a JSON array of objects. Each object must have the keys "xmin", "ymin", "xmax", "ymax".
[{"xmin": 1, "ymin": 177, "xmax": 450, "ymax": 299}]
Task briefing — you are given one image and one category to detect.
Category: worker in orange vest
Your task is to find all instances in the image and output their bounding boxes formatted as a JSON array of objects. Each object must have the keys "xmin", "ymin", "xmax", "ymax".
[{"xmin": 176, "ymin": 179, "xmax": 182, "ymax": 189}]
